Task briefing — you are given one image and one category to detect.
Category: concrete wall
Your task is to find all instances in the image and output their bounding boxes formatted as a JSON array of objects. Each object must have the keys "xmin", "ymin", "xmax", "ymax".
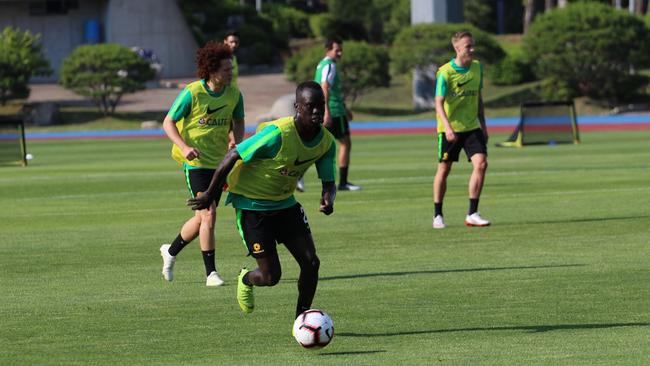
[
  {"xmin": 105, "ymin": 0, "xmax": 197, "ymax": 78},
  {"xmin": 0, "ymin": 0, "xmax": 106, "ymax": 82},
  {"xmin": 0, "ymin": 0, "xmax": 197, "ymax": 81},
  {"xmin": 411, "ymin": 0, "xmax": 464, "ymax": 24}
]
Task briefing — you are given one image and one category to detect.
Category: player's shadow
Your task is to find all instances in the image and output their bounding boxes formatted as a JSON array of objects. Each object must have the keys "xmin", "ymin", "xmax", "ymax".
[
  {"xmin": 319, "ymin": 264, "xmax": 585, "ymax": 282},
  {"xmin": 338, "ymin": 322, "xmax": 650, "ymax": 338},
  {"xmin": 319, "ymin": 350, "xmax": 387, "ymax": 356},
  {"xmin": 512, "ymin": 214, "xmax": 650, "ymax": 226}
]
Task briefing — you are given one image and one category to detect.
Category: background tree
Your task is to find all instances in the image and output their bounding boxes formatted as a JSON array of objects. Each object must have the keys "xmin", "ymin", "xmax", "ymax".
[
  {"xmin": 0, "ymin": 27, "xmax": 50, "ymax": 105},
  {"xmin": 390, "ymin": 23, "xmax": 505, "ymax": 76},
  {"xmin": 60, "ymin": 44, "xmax": 155, "ymax": 115},
  {"xmin": 284, "ymin": 41, "xmax": 390, "ymax": 105},
  {"xmin": 523, "ymin": 2, "xmax": 650, "ymax": 104}
]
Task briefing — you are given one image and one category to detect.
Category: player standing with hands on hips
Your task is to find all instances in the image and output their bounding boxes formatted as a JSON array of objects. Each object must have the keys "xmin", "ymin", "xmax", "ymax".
[
  {"xmin": 188, "ymin": 81, "xmax": 337, "ymax": 318},
  {"xmin": 160, "ymin": 41, "xmax": 245, "ymax": 285},
  {"xmin": 433, "ymin": 31, "xmax": 490, "ymax": 229}
]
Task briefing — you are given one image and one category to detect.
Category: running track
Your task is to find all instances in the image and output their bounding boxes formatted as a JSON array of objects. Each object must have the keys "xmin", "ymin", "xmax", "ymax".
[{"xmin": 23, "ymin": 115, "xmax": 650, "ymax": 140}]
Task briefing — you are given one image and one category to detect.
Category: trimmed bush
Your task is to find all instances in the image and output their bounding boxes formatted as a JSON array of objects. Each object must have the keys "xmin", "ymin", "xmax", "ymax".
[
  {"xmin": 285, "ymin": 41, "xmax": 390, "ymax": 104},
  {"xmin": 0, "ymin": 27, "xmax": 50, "ymax": 105},
  {"xmin": 487, "ymin": 55, "xmax": 534, "ymax": 85},
  {"xmin": 523, "ymin": 2, "xmax": 650, "ymax": 104},
  {"xmin": 390, "ymin": 23, "xmax": 505, "ymax": 75},
  {"xmin": 60, "ymin": 44, "xmax": 155, "ymax": 115},
  {"xmin": 263, "ymin": 4, "xmax": 312, "ymax": 39}
]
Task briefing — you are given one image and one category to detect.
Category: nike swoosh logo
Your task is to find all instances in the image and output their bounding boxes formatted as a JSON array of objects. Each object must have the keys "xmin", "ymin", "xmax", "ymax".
[
  {"xmin": 294, "ymin": 157, "xmax": 318, "ymax": 165},
  {"xmin": 458, "ymin": 79, "xmax": 472, "ymax": 87},
  {"xmin": 206, "ymin": 105, "xmax": 227, "ymax": 114}
]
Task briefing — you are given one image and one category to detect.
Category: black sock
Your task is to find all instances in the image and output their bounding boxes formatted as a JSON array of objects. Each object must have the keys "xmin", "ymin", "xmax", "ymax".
[
  {"xmin": 434, "ymin": 202, "xmax": 443, "ymax": 217},
  {"xmin": 469, "ymin": 198, "xmax": 479, "ymax": 215},
  {"xmin": 339, "ymin": 167, "xmax": 348, "ymax": 186},
  {"xmin": 202, "ymin": 250, "xmax": 216, "ymax": 276},
  {"xmin": 168, "ymin": 234, "xmax": 190, "ymax": 256}
]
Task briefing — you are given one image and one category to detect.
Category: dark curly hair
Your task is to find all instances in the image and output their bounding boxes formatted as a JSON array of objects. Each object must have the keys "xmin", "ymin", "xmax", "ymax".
[{"xmin": 196, "ymin": 41, "xmax": 232, "ymax": 80}]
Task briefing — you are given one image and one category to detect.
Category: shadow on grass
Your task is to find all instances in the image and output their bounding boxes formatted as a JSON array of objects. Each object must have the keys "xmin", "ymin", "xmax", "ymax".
[
  {"xmin": 512, "ymin": 214, "xmax": 650, "ymax": 226},
  {"xmin": 352, "ymin": 106, "xmax": 428, "ymax": 117},
  {"xmin": 320, "ymin": 350, "xmax": 387, "ymax": 356},
  {"xmin": 319, "ymin": 264, "xmax": 585, "ymax": 282},
  {"xmin": 338, "ymin": 322, "xmax": 650, "ymax": 338}
]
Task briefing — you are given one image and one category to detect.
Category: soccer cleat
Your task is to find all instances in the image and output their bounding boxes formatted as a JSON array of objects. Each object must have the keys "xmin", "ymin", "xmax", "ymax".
[
  {"xmin": 432, "ymin": 215, "xmax": 446, "ymax": 229},
  {"xmin": 206, "ymin": 271, "xmax": 225, "ymax": 287},
  {"xmin": 237, "ymin": 268, "xmax": 254, "ymax": 313},
  {"xmin": 338, "ymin": 182, "xmax": 362, "ymax": 191},
  {"xmin": 160, "ymin": 244, "xmax": 176, "ymax": 281},
  {"xmin": 296, "ymin": 178, "xmax": 305, "ymax": 192},
  {"xmin": 465, "ymin": 212, "xmax": 491, "ymax": 227}
]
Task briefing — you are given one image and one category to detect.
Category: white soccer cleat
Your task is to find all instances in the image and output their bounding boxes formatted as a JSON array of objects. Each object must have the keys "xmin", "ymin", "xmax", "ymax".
[
  {"xmin": 296, "ymin": 178, "xmax": 305, "ymax": 192},
  {"xmin": 465, "ymin": 212, "xmax": 491, "ymax": 227},
  {"xmin": 206, "ymin": 271, "xmax": 225, "ymax": 287},
  {"xmin": 432, "ymin": 215, "xmax": 446, "ymax": 229},
  {"xmin": 338, "ymin": 182, "xmax": 362, "ymax": 191},
  {"xmin": 160, "ymin": 244, "xmax": 176, "ymax": 281}
]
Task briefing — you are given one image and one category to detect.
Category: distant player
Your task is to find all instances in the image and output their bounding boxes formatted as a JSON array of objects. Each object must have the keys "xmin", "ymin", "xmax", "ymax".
[
  {"xmin": 314, "ymin": 38, "xmax": 361, "ymax": 191},
  {"xmin": 160, "ymin": 41, "xmax": 245, "ymax": 285},
  {"xmin": 433, "ymin": 31, "xmax": 490, "ymax": 229},
  {"xmin": 188, "ymin": 81, "xmax": 336, "ymax": 318},
  {"xmin": 223, "ymin": 30, "xmax": 240, "ymax": 86}
]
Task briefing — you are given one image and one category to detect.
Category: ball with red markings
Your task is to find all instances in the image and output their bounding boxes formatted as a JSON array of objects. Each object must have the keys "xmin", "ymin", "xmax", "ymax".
[{"xmin": 292, "ymin": 309, "xmax": 334, "ymax": 349}]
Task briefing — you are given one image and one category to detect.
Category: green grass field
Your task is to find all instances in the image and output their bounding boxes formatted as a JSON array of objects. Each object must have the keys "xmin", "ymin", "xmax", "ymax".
[{"xmin": 1, "ymin": 131, "xmax": 649, "ymax": 365}]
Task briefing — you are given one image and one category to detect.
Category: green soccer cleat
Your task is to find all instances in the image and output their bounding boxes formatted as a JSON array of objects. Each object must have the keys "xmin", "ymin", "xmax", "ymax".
[{"xmin": 237, "ymin": 268, "xmax": 254, "ymax": 313}]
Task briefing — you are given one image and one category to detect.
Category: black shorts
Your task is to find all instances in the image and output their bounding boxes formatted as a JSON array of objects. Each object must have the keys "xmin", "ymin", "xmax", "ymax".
[
  {"xmin": 437, "ymin": 128, "xmax": 487, "ymax": 162},
  {"xmin": 236, "ymin": 203, "xmax": 311, "ymax": 258},
  {"xmin": 326, "ymin": 115, "xmax": 350, "ymax": 139},
  {"xmin": 183, "ymin": 167, "xmax": 215, "ymax": 198}
]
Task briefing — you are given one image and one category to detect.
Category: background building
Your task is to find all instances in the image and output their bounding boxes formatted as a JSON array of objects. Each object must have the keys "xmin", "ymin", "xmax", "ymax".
[{"xmin": 0, "ymin": 0, "xmax": 197, "ymax": 81}]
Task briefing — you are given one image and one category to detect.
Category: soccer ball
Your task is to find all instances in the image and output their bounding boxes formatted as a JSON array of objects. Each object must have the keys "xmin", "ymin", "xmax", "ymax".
[{"xmin": 292, "ymin": 309, "xmax": 334, "ymax": 349}]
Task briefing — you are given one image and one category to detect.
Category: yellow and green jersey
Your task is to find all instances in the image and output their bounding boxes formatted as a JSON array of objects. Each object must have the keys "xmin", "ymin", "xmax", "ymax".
[
  {"xmin": 435, "ymin": 59, "xmax": 483, "ymax": 133},
  {"xmin": 226, "ymin": 116, "xmax": 336, "ymax": 211},
  {"xmin": 167, "ymin": 79, "xmax": 244, "ymax": 168},
  {"xmin": 314, "ymin": 57, "xmax": 346, "ymax": 117}
]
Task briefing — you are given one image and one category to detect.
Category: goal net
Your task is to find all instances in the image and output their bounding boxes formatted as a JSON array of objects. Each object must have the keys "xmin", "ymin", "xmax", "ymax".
[
  {"xmin": 497, "ymin": 100, "xmax": 579, "ymax": 147},
  {"xmin": 0, "ymin": 116, "xmax": 27, "ymax": 166}
]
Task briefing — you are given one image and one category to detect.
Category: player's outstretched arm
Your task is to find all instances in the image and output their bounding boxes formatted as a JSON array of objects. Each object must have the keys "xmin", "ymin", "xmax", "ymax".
[
  {"xmin": 319, "ymin": 181, "xmax": 336, "ymax": 215},
  {"xmin": 187, "ymin": 148, "xmax": 241, "ymax": 210}
]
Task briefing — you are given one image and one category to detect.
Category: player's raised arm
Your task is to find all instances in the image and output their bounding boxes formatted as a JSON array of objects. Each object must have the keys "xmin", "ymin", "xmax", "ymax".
[{"xmin": 187, "ymin": 148, "xmax": 240, "ymax": 210}]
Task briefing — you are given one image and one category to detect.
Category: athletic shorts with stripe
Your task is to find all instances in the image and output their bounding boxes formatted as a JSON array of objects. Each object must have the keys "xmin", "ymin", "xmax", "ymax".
[
  {"xmin": 183, "ymin": 166, "xmax": 216, "ymax": 198},
  {"xmin": 326, "ymin": 115, "xmax": 350, "ymax": 139},
  {"xmin": 236, "ymin": 203, "xmax": 311, "ymax": 258},
  {"xmin": 437, "ymin": 128, "xmax": 487, "ymax": 162}
]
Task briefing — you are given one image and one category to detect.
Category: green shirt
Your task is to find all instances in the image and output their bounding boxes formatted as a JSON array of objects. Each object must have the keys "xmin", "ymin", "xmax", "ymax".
[
  {"xmin": 226, "ymin": 117, "xmax": 336, "ymax": 211},
  {"xmin": 167, "ymin": 79, "xmax": 244, "ymax": 168},
  {"xmin": 435, "ymin": 59, "xmax": 483, "ymax": 133},
  {"xmin": 314, "ymin": 57, "xmax": 346, "ymax": 117}
]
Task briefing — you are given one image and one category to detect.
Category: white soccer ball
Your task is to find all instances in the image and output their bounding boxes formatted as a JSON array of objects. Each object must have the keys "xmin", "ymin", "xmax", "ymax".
[{"xmin": 292, "ymin": 309, "xmax": 334, "ymax": 349}]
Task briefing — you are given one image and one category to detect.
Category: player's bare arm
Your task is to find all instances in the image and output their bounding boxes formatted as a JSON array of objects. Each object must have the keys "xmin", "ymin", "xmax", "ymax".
[
  {"xmin": 435, "ymin": 95, "xmax": 456, "ymax": 142},
  {"xmin": 320, "ymin": 82, "xmax": 332, "ymax": 128},
  {"xmin": 187, "ymin": 148, "xmax": 240, "ymax": 210},
  {"xmin": 163, "ymin": 114, "xmax": 200, "ymax": 160},
  {"xmin": 319, "ymin": 181, "xmax": 336, "ymax": 215}
]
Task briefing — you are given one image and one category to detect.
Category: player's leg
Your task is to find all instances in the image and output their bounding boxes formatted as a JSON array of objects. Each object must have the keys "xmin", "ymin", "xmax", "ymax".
[
  {"xmin": 236, "ymin": 209, "xmax": 282, "ymax": 313},
  {"xmin": 331, "ymin": 116, "xmax": 360, "ymax": 191},
  {"xmin": 464, "ymin": 129, "xmax": 490, "ymax": 226},
  {"xmin": 433, "ymin": 132, "xmax": 459, "ymax": 228},
  {"xmin": 284, "ymin": 234, "xmax": 320, "ymax": 318}
]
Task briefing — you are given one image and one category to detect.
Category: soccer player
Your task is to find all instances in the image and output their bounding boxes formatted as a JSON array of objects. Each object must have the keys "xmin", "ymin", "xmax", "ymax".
[
  {"xmin": 188, "ymin": 81, "xmax": 336, "ymax": 318},
  {"xmin": 432, "ymin": 31, "xmax": 490, "ymax": 229},
  {"xmin": 314, "ymin": 38, "xmax": 361, "ymax": 191},
  {"xmin": 223, "ymin": 30, "xmax": 240, "ymax": 86},
  {"xmin": 160, "ymin": 41, "xmax": 245, "ymax": 286}
]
